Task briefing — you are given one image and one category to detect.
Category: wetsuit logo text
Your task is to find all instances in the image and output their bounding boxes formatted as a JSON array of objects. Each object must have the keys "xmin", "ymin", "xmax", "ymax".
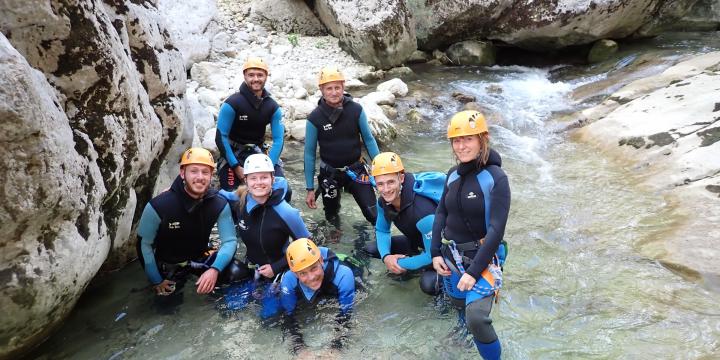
[
  {"xmin": 467, "ymin": 192, "xmax": 477, "ymax": 199},
  {"xmin": 168, "ymin": 222, "xmax": 181, "ymax": 229}
]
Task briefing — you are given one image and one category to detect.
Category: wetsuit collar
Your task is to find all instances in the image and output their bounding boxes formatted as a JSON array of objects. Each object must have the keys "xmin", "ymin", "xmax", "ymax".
[
  {"xmin": 456, "ymin": 149, "xmax": 502, "ymax": 176},
  {"xmin": 170, "ymin": 175, "xmax": 217, "ymax": 213},
  {"xmin": 239, "ymin": 82, "xmax": 270, "ymax": 110},
  {"xmin": 318, "ymin": 94, "xmax": 352, "ymax": 124},
  {"xmin": 245, "ymin": 187, "xmax": 285, "ymax": 213}
]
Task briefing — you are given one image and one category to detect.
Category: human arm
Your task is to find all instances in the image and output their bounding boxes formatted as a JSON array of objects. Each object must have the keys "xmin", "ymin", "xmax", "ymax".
[
  {"xmin": 397, "ymin": 214, "xmax": 434, "ymax": 270},
  {"xmin": 268, "ymin": 108, "xmax": 285, "ymax": 164},
  {"xmin": 331, "ymin": 264, "xmax": 355, "ymax": 349},
  {"xmin": 303, "ymin": 121, "xmax": 318, "ymax": 190},
  {"xmin": 358, "ymin": 110, "xmax": 380, "ymax": 159},
  {"xmin": 375, "ymin": 203, "xmax": 406, "ymax": 274},
  {"xmin": 465, "ymin": 171, "xmax": 510, "ymax": 280},
  {"xmin": 137, "ymin": 204, "xmax": 163, "ymax": 285},
  {"xmin": 431, "ymin": 179, "xmax": 451, "ymax": 276},
  {"xmin": 216, "ymin": 102, "xmax": 240, "ymax": 168},
  {"xmin": 280, "ymin": 274, "xmax": 307, "ymax": 354},
  {"xmin": 197, "ymin": 204, "xmax": 238, "ymax": 293}
]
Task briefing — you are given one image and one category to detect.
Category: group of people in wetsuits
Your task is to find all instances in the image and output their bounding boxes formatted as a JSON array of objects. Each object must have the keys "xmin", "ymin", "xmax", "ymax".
[{"xmin": 135, "ymin": 57, "xmax": 511, "ymax": 359}]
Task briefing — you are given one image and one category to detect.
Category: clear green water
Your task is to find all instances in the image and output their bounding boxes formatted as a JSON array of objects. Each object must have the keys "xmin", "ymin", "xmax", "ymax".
[{"xmin": 28, "ymin": 33, "xmax": 720, "ymax": 359}]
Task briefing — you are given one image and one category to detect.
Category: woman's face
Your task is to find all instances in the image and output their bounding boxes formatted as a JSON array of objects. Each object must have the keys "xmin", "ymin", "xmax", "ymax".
[
  {"xmin": 246, "ymin": 172, "xmax": 273, "ymax": 199},
  {"xmin": 451, "ymin": 134, "xmax": 483, "ymax": 163}
]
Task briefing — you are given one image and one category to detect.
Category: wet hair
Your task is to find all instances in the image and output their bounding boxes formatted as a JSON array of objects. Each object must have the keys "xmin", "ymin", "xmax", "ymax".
[{"xmin": 452, "ymin": 132, "xmax": 490, "ymax": 166}]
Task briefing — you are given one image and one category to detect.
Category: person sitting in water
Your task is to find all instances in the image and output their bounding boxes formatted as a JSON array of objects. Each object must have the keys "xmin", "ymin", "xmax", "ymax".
[
  {"xmin": 277, "ymin": 238, "xmax": 356, "ymax": 357},
  {"xmin": 136, "ymin": 148, "xmax": 243, "ymax": 298},
  {"xmin": 218, "ymin": 154, "xmax": 310, "ymax": 318},
  {"xmin": 364, "ymin": 152, "xmax": 444, "ymax": 295}
]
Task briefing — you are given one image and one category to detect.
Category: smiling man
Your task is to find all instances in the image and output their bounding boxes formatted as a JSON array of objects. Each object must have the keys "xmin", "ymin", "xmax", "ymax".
[
  {"xmin": 136, "ymin": 148, "xmax": 241, "ymax": 299},
  {"xmin": 365, "ymin": 152, "xmax": 445, "ymax": 295},
  {"xmin": 215, "ymin": 57, "xmax": 288, "ymax": 195},
  {"xmin": 303, "ymin": 66, "xmax": 380, "ymax": 226},
  {"xmin": 278, "ymin": 238, "xmax": 355, "ymax": 356}
]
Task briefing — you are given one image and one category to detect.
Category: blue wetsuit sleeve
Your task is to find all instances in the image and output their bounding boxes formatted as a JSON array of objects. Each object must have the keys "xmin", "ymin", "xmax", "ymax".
[
  {"xmin": 217, "ymin": 103, "xmax": 240, "ymax": 168},
  {"xmin": 398, "ymin": 214, "xmax": 434, "ymax": 270},
  {"xmin": 334, "ymin": 263, "xmax": 356, "ymax": 316},
  {"xmin": 431, "ymin": 179, "xmax": 449, "ymax": 258},
  {"xmin": 210, "ymin": 204, "xmax": 238, "ymax": 272},
  {"xmin": 271, "ymin": 202, "xmax": 311, "ymax": 274},
  {"xmin": 137, "ymin": 204, "xmax": 163, "ymax": 284},
  {"xmin": 280, "ymin": 273, "xmax": 299, "ymax": 315},
  {"xmin": 268, "ymin": 108, "xmax": 284, "ymax": 164},
  {"xmin": 358, "ymin": 110, "xmax": 380, "ymax": 159},
  {"xmin": 304, "ymin": 121, "xmax": 318, "ymax": 189},
  {"xmin": 375, "ymin": 201, "xmax": 392, "ymax": 259},
  {"xmin": 466, "ymin": 171, "xmax": 511, "ymax": 280}
]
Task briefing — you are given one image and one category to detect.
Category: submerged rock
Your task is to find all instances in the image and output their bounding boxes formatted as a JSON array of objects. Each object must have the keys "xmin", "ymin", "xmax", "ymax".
[
  {"xmin": 588, "ymin": 39, "xmax": 619, "ymax": 64},
  {"xmin": 445, "ymin": 40, "xmax": 496, "ymax": 66}
]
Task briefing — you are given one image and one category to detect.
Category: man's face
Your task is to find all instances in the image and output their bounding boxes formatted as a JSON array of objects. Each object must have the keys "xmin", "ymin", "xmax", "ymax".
[
  {"xmin": 245, "ymin": 171, "xmax": 273, "ymax": 199},
  {"xmin": 244, "ymin": 68, "xmax": 268, "ymax": 93},
  {"xmin": 180, "ymin": 164, "xmax": 213, "ymax": 198},
  {"xmin": 296, "ymin": 259, "xmax": 324, "ymax": 290},
  {"xmin": 320, "ymin": 80, "xmax": 345, "ymax": 107},
  {"xmin": 375, "ymin": 172, "xmax": 404, "ymax": 204}
]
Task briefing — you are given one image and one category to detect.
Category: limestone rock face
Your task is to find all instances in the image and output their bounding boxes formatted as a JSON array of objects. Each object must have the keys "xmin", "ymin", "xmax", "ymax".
[
  {"xmin": 314, "ymin": 0, "xmax": 416, "ymax": 69},
  {"xmin": 575, "ymin": 52, "xmax": 720, "ymax": 279},
  {"xmin": 250, "ymin": 0, "xmax": 327, "ymax": 36},
  {"xmin": 587, "ymin": 39, "xmax": 619, "ymax": 64},
  {"xmin": 410, "ymin": 0, "xmax": 699, "ymax": 51},
  {"xmin": 0, "ymin": 1, "xmax": 191, "ymax": 358}
]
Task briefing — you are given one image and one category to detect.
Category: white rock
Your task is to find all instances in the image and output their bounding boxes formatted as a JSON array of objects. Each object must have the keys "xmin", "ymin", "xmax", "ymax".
[
  {"xmin": 196, "ymin": 87, "xmax": 224, "ymax": 109},
  {"xmin": 249, "ymin": 0, "xmax": 326, "ymax": 36},
  {"xmin": 283, "ymin": 98, "xmax": 316, "ymax": 120},
  {"xmin": 363, "ymin": 91, "xmax": 396, "ymax": 106},
  {"xmin": 212, "ymin": 31, "xmax": 229, "ymax": 53},
  {"xmin": 202, "ymin": 127, "xmax": 218, "ymax": 151},
  {"xmin": 288, "ymin": 120, "xmax": 307, "ymax": 141},
  {"xmin": 158, "ymin": 0, "xmax": 218, "ymax": 68},
  {"xmin": 377, "ymin": 78, "xmax": 408, "ymax": 97},
  {"xmin": 271, "ymin": 45, "xmax": 292, "ymax": 57},
  {"xmin": 357, "ymin": 97, "xmax": 397, "ymax": 144},
  {"xmin": 294, "ymin": 87, "xmax": 308, "ymax": 99},
  {"xmin": 190, "ymin": 61, "xmax": 232, "ymax": 91},
  {"xmin": 345, "ymin": 78, "xmax": 367, "ymax": 90}
]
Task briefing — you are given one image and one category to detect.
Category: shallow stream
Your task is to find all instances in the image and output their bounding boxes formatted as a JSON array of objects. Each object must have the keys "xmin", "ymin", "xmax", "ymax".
[{"xmin": 28, "ymin": 32, "xmax": 720, "ymax": 359}]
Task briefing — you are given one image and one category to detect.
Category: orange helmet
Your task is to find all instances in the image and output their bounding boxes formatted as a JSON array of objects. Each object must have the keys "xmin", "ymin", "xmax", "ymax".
[
  {"xmin": 371, "ymin": 152, "xmax": 405, "ymax": 176},
  {"xmin": 180, "ymin": 148, "xmax": 216, "ymax": 169},
  {"xmin": 318, "ymin": 67, "xmax": 345, "ymax": 86},
  {"xmin": 242, "ymin": 57, "xmax": 269, "ymax": 73},
  {"xmin": 286, "ymin": 238, "xmax": 321, "ymax": 272},
  {"xmin": 447, "ymin": 110, "xmax": 488, "ymax": 138}
]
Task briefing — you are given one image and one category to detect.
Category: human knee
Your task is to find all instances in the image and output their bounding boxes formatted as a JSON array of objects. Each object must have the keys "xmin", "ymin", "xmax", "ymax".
[
  {"xmin": 363, "ymin": 242, "xmax": 380, "ymax": 258},
  {"xmin": 220, "ymin": 260, "xmax": 251, "ymax": 284},
  {"xmin": 466, "ymin": 297, "xmax": 497, "ymax": 343},
  {"xmin": 419, "ymin": 270, "xmax": 441, "ymax": 296}
]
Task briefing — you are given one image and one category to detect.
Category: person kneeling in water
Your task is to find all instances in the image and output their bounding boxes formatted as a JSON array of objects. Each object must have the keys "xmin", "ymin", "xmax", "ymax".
[
  {"xmin": 278, "ymin": 238, "xmax": 355, "ymax": 358},
  {"xmin": 364, "ymin": 152, "xmax": 445, "ymax": 295}
]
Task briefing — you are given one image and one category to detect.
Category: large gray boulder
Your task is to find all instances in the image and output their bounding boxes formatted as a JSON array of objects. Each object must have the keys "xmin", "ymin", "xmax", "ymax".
[
  {"xmin": 445, "ymin": 40, "xmax": 496, "ymax": 66},
  {"xmin": 250, "ymin": 0, "xmax": 327, "ymax": 36},
  {"xmin": 314, "ymin": 0, "xmax": 416, "ymax": 69},
  {"xmin": 0, "ymin": 0, "xmax": 191, "ymax": 358},
  {"xmin": 410, "ymin": 0, "xmax": 700, "ymax": 51}
]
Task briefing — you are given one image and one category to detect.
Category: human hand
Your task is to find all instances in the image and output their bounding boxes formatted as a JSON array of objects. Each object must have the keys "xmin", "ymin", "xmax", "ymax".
[
  {"xmin": 195, "ymin": 268, "xmax": 219, "ymax": 294},
  {"xmin": 153, "ymin": 279, "xmax": 176, "ymax": 296},
  {"xmin": 432, "ymin": 256, "xmax": 451, "ymax": 276},
  {"xmin": 456, "ymin": 273, "xmax": 477, "ymax": 292},
  {"xmin": 383, "ymin": 254, "xmax": 407, "ymax": 274},
  {"xmin": 258, "ymin": 264, "xmax": 275, "ymax": 278},
  {"xmin": 234, "ymin": 165, "xmax": 245, "ymax": 180},
  {"xmin": 305, "ymin": 190, "xmax": 317, "ymax": 209}
]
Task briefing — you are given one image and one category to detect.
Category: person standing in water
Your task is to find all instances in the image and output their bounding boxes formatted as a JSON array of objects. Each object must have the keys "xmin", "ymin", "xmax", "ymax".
[{"xmin": 431, "ymin": 111, "xmax": 511, "ymax": 360}]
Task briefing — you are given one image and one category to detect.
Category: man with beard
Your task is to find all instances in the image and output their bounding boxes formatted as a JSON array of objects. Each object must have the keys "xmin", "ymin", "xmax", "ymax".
[
  {"xmin": 304, "ymin": 67, "xmax": 380, "ymax": 225},
  {"xmin": 136, "ymin": 148, "xmax": 241, "ymax": 298},
  {"xmin": 215, "ymin": 57, "xmax": 287, "ymax": 195}
]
